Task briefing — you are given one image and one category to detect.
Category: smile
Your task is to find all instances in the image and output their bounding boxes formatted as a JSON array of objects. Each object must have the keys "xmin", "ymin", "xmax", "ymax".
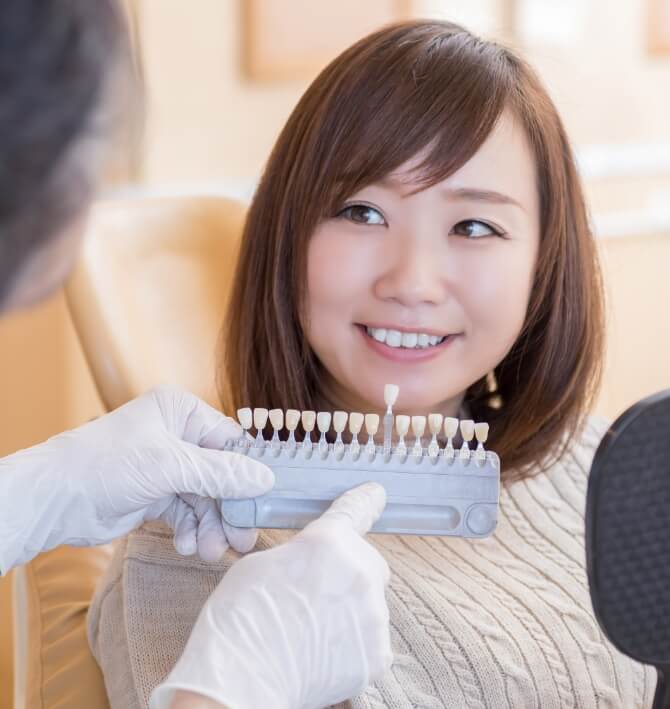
[
  {"xmin": 364, "ymin": 326, "xmax": 446, "ymax": 349},
  {"xmin": 356, "ymin": 324, "xmax": 459, "ymax": 363}
]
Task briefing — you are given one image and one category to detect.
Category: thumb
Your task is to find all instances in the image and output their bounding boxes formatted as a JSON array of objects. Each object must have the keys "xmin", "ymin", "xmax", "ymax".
[
  {"xmin": 309, "ymin": 482, "xmax": 387, "ymax": 537},
  {"xmin": 157, "ymin": 440, "xmax": 275, "ymax": 500},
  {"xmin": 154, "ymin": 386, "xmax": 244, "ymax": 449}
]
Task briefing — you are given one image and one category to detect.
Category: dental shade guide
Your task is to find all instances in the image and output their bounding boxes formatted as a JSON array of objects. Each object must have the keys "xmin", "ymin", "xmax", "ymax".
[{"xmin": 222, "ymin": 384, "xmax": 500, "ymax": 538}]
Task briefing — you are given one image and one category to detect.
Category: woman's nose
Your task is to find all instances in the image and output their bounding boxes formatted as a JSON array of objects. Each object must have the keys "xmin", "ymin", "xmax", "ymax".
[{"xmin": 373, "ymin": 238, "xmax": 448, "ymax": 307}]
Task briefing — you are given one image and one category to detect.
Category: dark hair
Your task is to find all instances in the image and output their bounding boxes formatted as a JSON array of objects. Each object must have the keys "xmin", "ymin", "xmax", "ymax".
[
  {"xmin": 221, "ymin": 20, "xmax": 605, "ymax": 482},
  {"xmin": 0, "ymin": 0, "xmax": 129, "ymax": 304}
]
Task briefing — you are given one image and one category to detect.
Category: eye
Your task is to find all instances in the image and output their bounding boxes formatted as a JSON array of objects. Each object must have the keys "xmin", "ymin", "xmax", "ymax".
[
  {"xmin": 337, "ymin": 203, "xmax": 387, "ymax": 226},
  {"xmin": 451, "ymin": 220, "xmax": 506, "ymax": 239}
]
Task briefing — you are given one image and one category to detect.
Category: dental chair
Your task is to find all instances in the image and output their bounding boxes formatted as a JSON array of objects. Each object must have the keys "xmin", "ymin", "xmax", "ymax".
[{"xmin": 11, "ymin": 195, "xmax": 247, "ymax": 709}]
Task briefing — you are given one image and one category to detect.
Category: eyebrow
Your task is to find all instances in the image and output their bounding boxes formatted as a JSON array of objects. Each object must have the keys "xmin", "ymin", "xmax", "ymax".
[
  {"xmin": 441, "ymin": 187, "xmax": 526, "ymax": 212},
  {"xmin": 378, "ymin": 176, "xmax": 526, "ymax": 212}
]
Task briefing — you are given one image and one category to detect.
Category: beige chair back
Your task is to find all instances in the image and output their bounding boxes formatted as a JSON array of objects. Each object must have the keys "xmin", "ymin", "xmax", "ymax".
[{"xmin": 65, "ymin": 196, "xmax": 246, "ymax": 410}]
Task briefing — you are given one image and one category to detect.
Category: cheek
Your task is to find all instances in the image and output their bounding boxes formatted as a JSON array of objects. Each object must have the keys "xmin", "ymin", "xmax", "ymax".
[
  {"xmin": 305, "ymin": 227, "xmax": 377, "ymax": 326},
  {"xmin": 460, "ymin": 246, "xmax": 536, "ymax": 344}
]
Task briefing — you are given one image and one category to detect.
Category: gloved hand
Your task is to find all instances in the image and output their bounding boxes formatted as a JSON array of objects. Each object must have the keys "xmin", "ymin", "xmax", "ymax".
[
  {"xmin": 151, "ymin": 482, "xmax": 393, "ymax": 709},
  {"xmin": 0, "ymin": 387, "xmax": 274, "ymax": 574}
]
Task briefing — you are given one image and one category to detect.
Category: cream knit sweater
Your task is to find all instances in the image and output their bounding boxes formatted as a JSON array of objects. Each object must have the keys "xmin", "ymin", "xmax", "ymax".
[{"xmin": 88, "ymin": 417, "xmax": 656, "ymax": 708}]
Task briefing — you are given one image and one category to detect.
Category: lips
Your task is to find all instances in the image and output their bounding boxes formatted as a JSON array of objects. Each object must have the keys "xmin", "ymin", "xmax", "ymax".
[{"xmin": 356, "ymin": 324, "xmax": 459, "ymax": 363}]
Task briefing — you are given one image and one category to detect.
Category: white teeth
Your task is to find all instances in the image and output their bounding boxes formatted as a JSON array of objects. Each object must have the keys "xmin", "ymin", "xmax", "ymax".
[
  {"xmin": 386, "ymin": 329, "xmax": 402, "ymax": 347},
  {"xmin": 401, "ymin": 332, "xmax": 418, "ymax": 348},
  {"xmin": 366, "ymin": 326, "xmax": 445, "ymax": 350}
]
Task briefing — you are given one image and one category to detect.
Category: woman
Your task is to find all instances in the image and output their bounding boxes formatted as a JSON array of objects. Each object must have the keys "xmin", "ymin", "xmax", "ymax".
[{"xmin": 90, "ymin": 20, "xmax": 656, "ymax": 708}]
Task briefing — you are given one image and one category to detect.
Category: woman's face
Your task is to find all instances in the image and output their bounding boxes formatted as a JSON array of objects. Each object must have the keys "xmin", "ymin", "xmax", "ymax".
[{"xmin": 305, "ymin": 112, "xmax": 540, "ymax": 415}]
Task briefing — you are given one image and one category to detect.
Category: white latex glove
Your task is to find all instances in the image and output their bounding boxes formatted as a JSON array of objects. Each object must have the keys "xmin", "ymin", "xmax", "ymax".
[
  {"xmin": 0, "ymin": 387, "xmax": 274, "ymax": 574},
  {"xmin": 151, "ymin": 482, "xmax": 393, "ymax": 709}
]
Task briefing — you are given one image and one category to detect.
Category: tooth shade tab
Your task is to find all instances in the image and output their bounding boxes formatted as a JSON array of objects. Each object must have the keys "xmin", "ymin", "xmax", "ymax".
[
  {"xmin": 301, "ymin": 410, "xmax": 316, "ymax": 432},
  {"xmin": 444, "ymin": 417, "xmax": 459, "ymax": 439},
  {"xmin": 475, "ymin": 422, "xmax": 489, "ymax": 444},
  {"xmin": 269, "ymin": 409, "xmax": 283, "ymax": 430},
  {"xmin": 428, "ymin": 413, "xmax": 443, "ymax": 434},
  {"xmin": 253, "ymin": 408, "xmax": 269, "ymax": 431},
  {"xmin": 365, "ymin": 413, "xmax": 380, "ymax": 435},
  {"xmin": 411, "ymin": 416, "xmax": 426, "ymax": 437},
  {"xmin": 285, "ymin": 409, "xmax": 300, "ymax": 431},
  {"xmin": 460, "ymin": 419, "xmax": 475, "ymax": 442},
  {"xmin": 395, "ymin": 415, "xmax": 410, "ymax": 437},
  {"xmin": 237, "ymin": 408, "xmax": 252, "ymax": 430},
  {"xmin": 349, "ymin": 412, "xmax": 364, "ymax": 434},
  {"xmin": 333, "ymin": 411, "xmax": 348, "ymax": 433},
  {"xmin": 317, "ymin": 412, "xmax": 332, "ymax": 433},
  {"xmin": 384, "ymin": 383, "xmax": 399, "ymax": 408}
]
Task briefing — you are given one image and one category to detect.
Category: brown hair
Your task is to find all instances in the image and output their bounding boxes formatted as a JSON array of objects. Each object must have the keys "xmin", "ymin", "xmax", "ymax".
[{"xmin": 220, "ymin": 19, "xmax": 605, "ymax": 482}]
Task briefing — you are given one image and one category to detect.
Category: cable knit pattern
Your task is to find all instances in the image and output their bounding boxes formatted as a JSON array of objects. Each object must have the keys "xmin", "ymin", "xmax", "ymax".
[{"xmin": 88, "ymin": 416, "xmax": 657, "ymax": 708}]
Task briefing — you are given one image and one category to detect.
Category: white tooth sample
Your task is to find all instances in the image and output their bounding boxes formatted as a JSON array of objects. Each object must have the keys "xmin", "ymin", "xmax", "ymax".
[
  {"xmin": 411, "ymin": 415, "xmax": 426, "ymax": 455},
  {"xmin": 285, "ymin": 409, "xmax": 300, "ymax": 432},
  {"xmin": 395, "ymin": 415, "xmax": 410, "ymax": 437},
  {"xmin": 384, "ymin": 383, "xmax": 399, "ymax": 408},
  {"xmin": 401, "ymin": 332, "xmax": 418, "ymax": 348},
  {"xmin": 317, "ymin": 411, "xmax": 332, "ymax": 433},
  {"xmin": 269, "ymin": 408, "xmax": 284, "ymax": 431},
  {"xmin": 428, "ymin": 413, "xmax": 443, "ymax": 434},
  {"xmin": 411, "ymin": 415, "xmax": 426, "ymax": 437},
  {"xmin": 444, "ymin": 417, "xmax": 459, "ymax": 439},
  {"xmin": 365, "ymin": 413, "xmax": 380, "ymax": 436},
  {"xmin": 333, "ymin": 411, "xmax": 348, "ymax": 433},
  {"xmin": 395, "ymin": 414, "xmax": 410, "ymax": 453},
  {"xmin": 417, "ymin": 333, "xmax": 430, "ymax": 347},
  {"xmin": 237, "ymin": 408, "xmax": 253, "ymax": 430},
  {"xmin": 373, "ymin": 328, "xmax": 387, "ymax": 342},
  {"xmin": 285, "ymin": 408, "xmax": 300, "ymax": 445},
  {"xmin": 474, "ymin": 422, "xmax": 489, "ymax": 444},
  {"xmin": 301, "ymin": 410, "xmax": 316, "ymax": 432},
  {"xmin": 460, "ymin": 419, "xmax": 475, "ymax": 442},
  {"xmin": 429, "ymin": 335, "xmax": 439, "ymax": 346},
  {"xmin": 349, "ymin": 412, "xmax": 364, "ymax": 435},
  {"xmin": 386, "ymin": 329, "xmax": 402, "ymax": 347},
  {"xmin": 253, "ymin": 408, "xmax": 269, "ymax": 431}
]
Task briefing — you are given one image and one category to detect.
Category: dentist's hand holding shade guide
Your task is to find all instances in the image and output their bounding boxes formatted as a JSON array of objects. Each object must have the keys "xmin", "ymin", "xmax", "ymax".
[{"xmin": 221, "ymin": 383, "xmax": 501, "ymax": 538}]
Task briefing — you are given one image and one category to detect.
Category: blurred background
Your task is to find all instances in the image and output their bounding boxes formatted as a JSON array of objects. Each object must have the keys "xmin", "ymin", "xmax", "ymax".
[{"xmin": 0, "ymin": 0, "xmax": 669, "ymax": 699}]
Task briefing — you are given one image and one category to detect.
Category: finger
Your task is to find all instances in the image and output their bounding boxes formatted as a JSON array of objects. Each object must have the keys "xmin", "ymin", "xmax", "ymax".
[
  {"xmin": 161, "ymin": 442, "xmax": 275, "ymax": 500},
  {"xmin": 309, "ymin": 482, "xmax": 387, "ymax": 537},
  {"xmin": 159, "ymin": 387, "xmax": 245, "ymax": 448},
  {"xmin": 159, "ymin": 497, "xmax": 198, "ymax": 556},
  {"xmin": 222, "ymin": 518, "xmax": 258, "ymax": 554},
  {"xmin": 190, "ymin": 495, "xmax": 230, "ymax": 562}
]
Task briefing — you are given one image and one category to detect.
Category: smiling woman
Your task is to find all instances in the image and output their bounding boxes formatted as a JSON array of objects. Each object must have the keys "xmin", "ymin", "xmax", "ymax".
[{"xmin": 88, "ymin": 19, "xmax": 656, "ymax": 709}]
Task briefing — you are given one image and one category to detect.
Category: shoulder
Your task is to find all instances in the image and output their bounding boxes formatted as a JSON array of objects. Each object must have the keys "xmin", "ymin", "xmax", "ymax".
[{"xmin": 562, "ymin": 414, "xmax": 610, "ymax": 477}]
